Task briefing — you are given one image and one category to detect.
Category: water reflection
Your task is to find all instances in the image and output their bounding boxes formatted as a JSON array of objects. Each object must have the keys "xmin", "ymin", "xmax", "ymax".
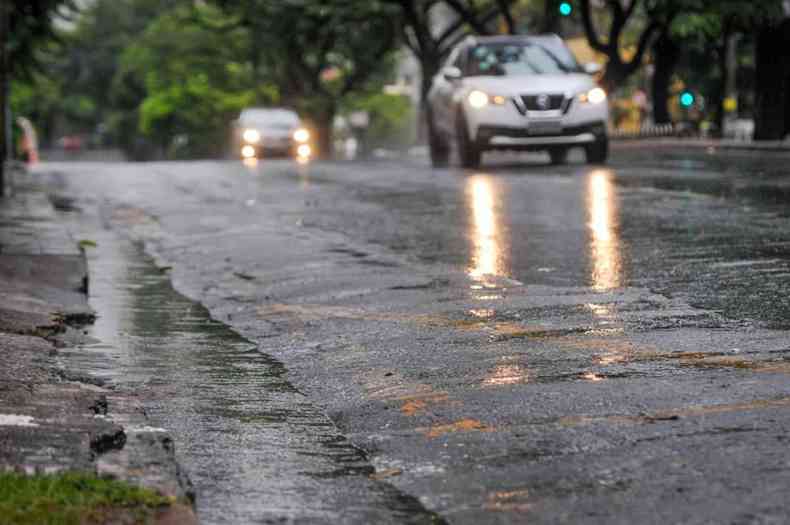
[
  {"xmin": 84, "ymin": 240, "xmax": 436, "ymax": 523},
  {"xmin": 298, "ymin": 163, "xmax": 311, "ymax": 190},
  {"xmin": 580, "ymin": 371, "xmax": 605, "ymax": 382},
  {"xmin": 469, "ymin": 308, "xmax": 495, "ymax": 319},
  {"xmin": 483, "ymin": 364, "xmax": 529, "ymax": 387},
  {"xmin": 467, "ymin": 175, "xmax": 509, "ymax": 280},
  {"xmin": 587, "ymin": 170, "xmax": 622, "ymax": 290}
]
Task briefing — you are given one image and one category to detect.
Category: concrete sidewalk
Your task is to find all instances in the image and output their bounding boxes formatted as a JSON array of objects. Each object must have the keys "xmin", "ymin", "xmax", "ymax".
[
  {"xmin": 0, "ymin": 177, "xmax": 92, "ymax": 335},
  {"xmin": 0, "ymin": 168, "xmax": 196, "ymax": 523}
]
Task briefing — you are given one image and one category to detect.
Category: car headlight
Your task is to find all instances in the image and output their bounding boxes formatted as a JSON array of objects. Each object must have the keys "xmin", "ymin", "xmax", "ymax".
[
  {"xmin": 579, "ymin": 87, "xmax": 607, "ymax": 104},
  {"xmin": 468, "ymin": 90, "xmax": 489, "ymax": 109},
  {"xmin": 242, "ymin": 128, "xmax": 261, "ymax": 143},
  {"xmin": 467, "ymin": 90, "xmax": 508, "ymax": 109},
  {"xmin": 296, "ymin": 144, "xmax": 312, "ymax": 158},
  {"xmin": 241, "ymin": 145, "xmax": 256, "ymax": 158},
  {"xmin": 293, "ymin": 128, "xmax": 310, "ymax": 143}
]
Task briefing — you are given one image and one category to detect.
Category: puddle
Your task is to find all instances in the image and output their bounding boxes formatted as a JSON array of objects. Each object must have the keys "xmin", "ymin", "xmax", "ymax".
[
  {"xmin": 417, "ymin": 418, "xmax": 493, "ymax": 439},
  {"xmin": 484, "ymin": 489, "xmax": 532, "ymax": 512},
  {"xmin": 75, "ymin": 235, "xmax": 440, "ymax": 524},
  {"xmin": 0, "ymin": 414, "xmax": 38, "ymax": 427}
]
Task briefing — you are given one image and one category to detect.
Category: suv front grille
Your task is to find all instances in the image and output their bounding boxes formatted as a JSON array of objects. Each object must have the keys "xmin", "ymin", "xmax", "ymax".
[{"xmin": 514, "ymin": 94, "xmax": 572, "ymax": 115}]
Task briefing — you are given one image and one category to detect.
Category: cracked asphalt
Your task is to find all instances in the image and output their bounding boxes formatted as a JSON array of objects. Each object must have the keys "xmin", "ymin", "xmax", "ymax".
[{"xmin": 40, "ymin": 144, "xmax": 790, "ymax": 523}]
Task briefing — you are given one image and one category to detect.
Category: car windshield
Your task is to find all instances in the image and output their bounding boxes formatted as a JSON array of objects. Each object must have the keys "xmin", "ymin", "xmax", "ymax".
[
  {"xmin": 466, "ymin": 42, "xmax": 581, "ymax": 76},
  {"xmin": 240, "ymin": 109, "xmax": 300, "ymax": 128}
]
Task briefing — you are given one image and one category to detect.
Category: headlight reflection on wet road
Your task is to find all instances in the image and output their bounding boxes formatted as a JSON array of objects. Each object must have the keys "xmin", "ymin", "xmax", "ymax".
[
  {"xmin": 467, "ymin": 175, "xmax": 509, "ymax": 281},
  {"xmin": 587, "ymin": 169, "xmax": 622, "ymax": 290}
]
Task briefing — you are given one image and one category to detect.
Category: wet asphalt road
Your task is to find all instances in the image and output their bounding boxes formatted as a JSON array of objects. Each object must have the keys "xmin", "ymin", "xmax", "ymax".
[{"xmin": 42, "ymin": 144, "xmax": 790, "ymax": 523}]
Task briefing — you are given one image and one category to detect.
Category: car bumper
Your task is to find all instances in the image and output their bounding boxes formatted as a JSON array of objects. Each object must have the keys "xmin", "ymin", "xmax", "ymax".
[
  {"xmin": 243, "ymin": 143, "xmax": 294, "ymax": 156},
  {"xmin": 477, "ymin": 122, "xmax": 606, "ymax": 150},
  {"xmin": 464, "ymin": 96, "xmax": 609, "ymax": 149}
]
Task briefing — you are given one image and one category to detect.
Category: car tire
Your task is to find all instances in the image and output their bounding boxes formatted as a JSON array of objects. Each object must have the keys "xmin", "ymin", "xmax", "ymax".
[
  {"xmin": 456, "ymin": 111, "xmax": 481, "ymax": 169},
  {"xmin": 427, "ymin": 108, "xmax": 449, "ymax": 168},
  {"xmin": 548, "ymin": 147, "xmax": 568, "ymax": 165},
  {"xmin": 585, "ymin": 135, "xmax": 609, "ymax": 164}
]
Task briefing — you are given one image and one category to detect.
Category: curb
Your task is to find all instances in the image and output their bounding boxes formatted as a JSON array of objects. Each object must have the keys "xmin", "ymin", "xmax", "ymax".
[
  {"xmin": 0, "ymin": 174, "xmax": 197, "ymax": 523},
  {"xmin": 611, "ymin": 137, "xmax": 790, "ymax": 153}
]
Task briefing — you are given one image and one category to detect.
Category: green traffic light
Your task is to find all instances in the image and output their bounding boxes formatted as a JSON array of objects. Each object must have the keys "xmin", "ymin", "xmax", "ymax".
[
  {"xmin": 680, "ymin": 91, "xmax": 694, "ymax": 107},
  {"xmin": 559, "ymin": 2, "xmax": 572, "ymax": 16}
]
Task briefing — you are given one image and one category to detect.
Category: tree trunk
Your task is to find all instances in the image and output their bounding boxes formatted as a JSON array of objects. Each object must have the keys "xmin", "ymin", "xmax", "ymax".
[
  {"xmin": 417, "ymin": 53, "xmax": 441, "ymax": 143},
  {"xmin": 601, "ymin": 62, "xmax": 628, "ymax": 96},
  {"xmin": 651, "ymin": 31, "xmax": 679, "ymax": 125},
  {"xmin": 754, "ymin": 19, "xmax": 790, "ymax": 141}
]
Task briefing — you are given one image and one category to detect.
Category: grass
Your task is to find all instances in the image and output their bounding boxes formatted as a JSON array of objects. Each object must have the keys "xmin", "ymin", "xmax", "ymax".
[{"xmin": 0, "ymin": 472, "xmax": 172, "ymax": 525}]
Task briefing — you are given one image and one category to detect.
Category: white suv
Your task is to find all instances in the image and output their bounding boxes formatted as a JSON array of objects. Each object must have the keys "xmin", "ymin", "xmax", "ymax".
[{"xmin": 427, "ymin": 35, "xmax": 609, "ymax": 168}]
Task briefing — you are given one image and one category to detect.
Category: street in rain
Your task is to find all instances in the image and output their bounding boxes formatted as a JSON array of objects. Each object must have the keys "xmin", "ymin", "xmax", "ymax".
[{"xmin": 3, "ymin": 1, "xmax": 790, "ymax": 524}]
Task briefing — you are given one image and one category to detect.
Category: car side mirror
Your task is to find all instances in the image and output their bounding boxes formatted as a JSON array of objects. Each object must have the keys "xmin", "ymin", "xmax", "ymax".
[
  {"xmin": 442, "ymin": 66, "xmax": 462, "ymax": 81},
  {"xmin": 584, "ymin": 62, "xmax": 602, "ymax": 75}
]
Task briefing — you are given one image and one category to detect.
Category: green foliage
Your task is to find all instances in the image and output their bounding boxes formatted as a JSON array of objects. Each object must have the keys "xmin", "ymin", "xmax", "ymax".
[
  {"xmin": 12, "ymin": 0, "xmax": 402, "ymax": 158},
  {"xmin": 213, "ymin": 0, "xmax": 400, "ymax": 154},
  {"xmin": 0, "ymin": 472, "xmax": 171, "ymax": 525},
  {"xmin": 7, "ymin": 1, "xmax": 76, "ymax": 78},
  {"xmin": 669, "ymin": 0, "xmax": 785, "ymax": 39},
  {"xmin": 8, "ymin": 0, "xmax": 790, "ymax": 158},
  {"xmin": 114, "ymin": 4, "xmax": 263, "ymax": 158},
  {"xmin": 652, "ymin": 0, "xmax": 786, "ymax": 125},
  {"xmin": 9, "ymin": 66, "xmax": 64, "ymax": 141},
  {"xmin": 345, "ymin": 93, "xmax": 416, "ymax": 149}
]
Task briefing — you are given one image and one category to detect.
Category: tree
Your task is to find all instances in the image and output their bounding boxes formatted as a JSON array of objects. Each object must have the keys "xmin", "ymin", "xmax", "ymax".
[
  {"xmin": 1, "ymin": 0, "xmax": 74, "ymax": 195},
  {"xmin": 654, "ymin": 1, "xmax": 785, "ymax": 136},
  {"xmin": 659, "ymin": 1, "xmax": 784, "ymax": 132},
  {"xmin": 113, "ymin": 4, "xmax": 258, "ymax": 159},
  {"xmin": 385, "ymin": 0, "xmax": 516, "ymax": 141},
  {"xmin": 650, "ymin": 24, "xmax": 680, "ymax": 124},
  {"xmin": 578, "ymin": 0, "xmax": 665, "ymax": 93},
  {"xmin": 14, "ymin": 0, "xmax": 262, "ymax": 160},
  {"xmin": 63, "ymin": 0, "xmax": 184, "ymax": 147},
  {"xmin": 754, "ymin": 16, "xmax": 790, "ymax": 140},
  {"xmin": 211, "ymin": 0, "xmax": 399, "ymax": 157}
]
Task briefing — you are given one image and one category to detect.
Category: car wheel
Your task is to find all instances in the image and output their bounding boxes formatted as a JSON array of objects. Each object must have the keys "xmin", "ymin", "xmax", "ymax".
[
  {"xmin": 456, "ymin": 111, "xmax": 481, "ymax": 169},
  {"xmin": 548, "ymin": 147, "xmax": 568, "ymax": 165},
  {"xmin": 427, "ymin": 107, "xmax": 449, "ymax": 167},
  {"xmin": 585, "ymin": 135, "xmax": 609, "ymax": 164}
]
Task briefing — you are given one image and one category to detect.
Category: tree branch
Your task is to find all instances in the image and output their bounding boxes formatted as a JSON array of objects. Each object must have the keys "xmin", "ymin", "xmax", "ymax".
[
  {"xmin": 341, "ymin": 20, "xmax": 396, "ymax": 95},
  {"xmin": 580, "ymin": 0, "xmax": 609, "ymax": 53},
  {"xmin": 437, "ymin": 16, "xmax": 468, "ymax": 45},
  {"xmin": 443, "ymin": 0, "xmax": 491, "ymax": 35},
  {"xmin": 623, "ymin": 0, "xmax": 639, "ymax": 20},
  {"xmin": 624, "ymin": 19, "xmax": 661, "ymax": 75}
]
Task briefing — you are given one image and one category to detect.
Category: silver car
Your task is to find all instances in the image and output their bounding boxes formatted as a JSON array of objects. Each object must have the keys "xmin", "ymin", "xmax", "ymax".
[
  {"xmin": 427, "ymin": 35, "xmax": 609, "ymax": 168},
  {"xmin": 232, "ymin": 108, "xmax": 312, "ymax": 160}
]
